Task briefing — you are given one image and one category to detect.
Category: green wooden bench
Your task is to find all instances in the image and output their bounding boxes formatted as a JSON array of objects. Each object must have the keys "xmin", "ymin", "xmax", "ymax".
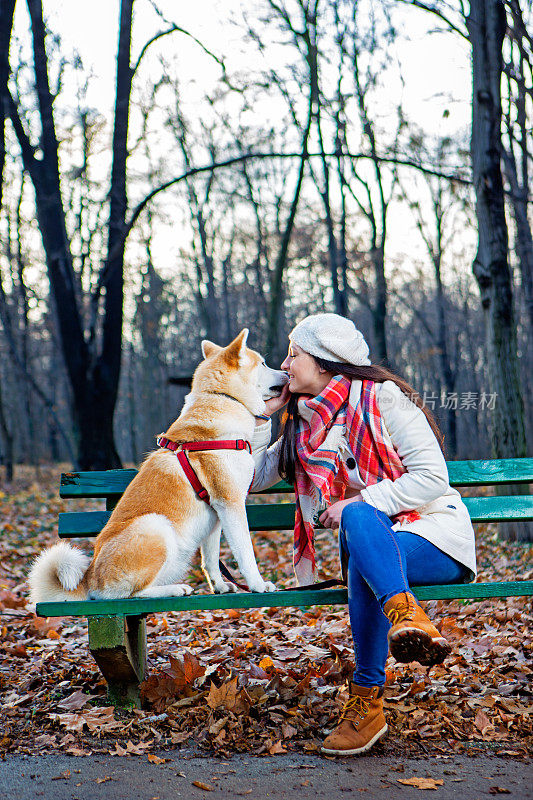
[{"xmin": 36, "ymin": 458, "xmax": 533, "ymax": 707}]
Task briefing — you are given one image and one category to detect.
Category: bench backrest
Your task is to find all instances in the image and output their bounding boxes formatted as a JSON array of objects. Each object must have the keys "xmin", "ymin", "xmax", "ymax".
[{"xmin": 58, "ymin": 458, "xmax": 533, "ymax": 539}]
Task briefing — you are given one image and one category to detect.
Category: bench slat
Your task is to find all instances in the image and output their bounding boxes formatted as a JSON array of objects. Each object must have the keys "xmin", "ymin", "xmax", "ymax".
[
  {"xmin": 59, "ymin": 458, "xmax": 533, "ymax": 498},
  {"xmin": 35, "ymin": 580, "xmax": 533, "ymax": 618},
  {"xmin": 60, "ymin": 471, "xmax": 293, "ymax": 498},
  {"xmin": 447, "ymin": 458, "xmax": 533, "ymax": 485},
  {"xmin": 58, "ymin": 504, "xmax": 299, "ymax": 537},
  {"xmin": 57, "ymin": 495, "xmax": 533, "ymax": 538}
]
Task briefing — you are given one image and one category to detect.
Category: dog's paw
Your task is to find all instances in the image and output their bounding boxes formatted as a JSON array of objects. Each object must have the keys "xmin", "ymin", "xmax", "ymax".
[
  {"xmin": 213, "ymin": 581, "xmax": 239, "ymax": 594},
  {"xmin": 170, "ymin": 583, "xmax": 193, "ymax": 596},
  {"xmin": 248, "ymin": 580, "xmax": 278, "ymax": 593}
]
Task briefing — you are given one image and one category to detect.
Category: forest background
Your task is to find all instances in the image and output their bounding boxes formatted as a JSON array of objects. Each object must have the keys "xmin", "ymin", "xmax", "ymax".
[{"xmin": 0, "ymin": 0, "xmax": 531, "ymax": 491}]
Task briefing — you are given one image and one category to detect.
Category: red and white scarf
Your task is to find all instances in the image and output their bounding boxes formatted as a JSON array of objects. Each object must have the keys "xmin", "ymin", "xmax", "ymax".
[{"xmin": 293, "ymin": 376, "xmax": 420, "ymax": 584}]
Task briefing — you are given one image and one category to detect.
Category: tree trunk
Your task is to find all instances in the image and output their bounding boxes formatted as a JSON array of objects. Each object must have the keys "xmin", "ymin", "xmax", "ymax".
[
  {"xmin": 467, "ymin": 0, "xmax": 529, "ymax": 540},
  {"xmin": 433, "ymin": 227, "xmax": 458, "ymax": 455},
  {"xmin": 0, "ymin": 0, "xmax": 16, "ymax": 481},
  {"xmin": 467, "ymin": 0, "xmax": 526, "ymax": 457},
  {"xmin": 6, "ymin": 0, "xmax": 134, "ymax": 469},
  {"xmin": 502, "ymin": 0, "xmax": 533, "ymax": 334},
  {"xmin": 503, "ymin": 149, "xmax": 533, "ymax": 333},
  {"xmin": 0, "ymin": 368, "xmax": 14, "ymax": 482},
  {"xmin": 370, "ymin": 244, "xmax": 388, "ymax": 365},
  {"xmin": 0, "ymin": 0, "xmax": 16, "ymax": 213},
  {"xmin": 87, "ymin": 0, "xmax": 134, "ymax": 469},
  {"xmin": 266, "ymin": 111, "xmax": 312, "ymax": 364}
]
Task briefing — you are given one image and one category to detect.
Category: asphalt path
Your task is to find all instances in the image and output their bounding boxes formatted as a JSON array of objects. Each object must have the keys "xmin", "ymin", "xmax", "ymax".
[{"xmin": 1, "ymin": 746, "xmax": 531, "ymax": 800}]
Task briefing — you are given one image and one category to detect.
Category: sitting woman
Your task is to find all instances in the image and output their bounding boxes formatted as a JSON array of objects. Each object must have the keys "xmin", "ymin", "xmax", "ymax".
[{"xmin": 251, "ymin": 313, "xmax": 476, "ymax": 756}]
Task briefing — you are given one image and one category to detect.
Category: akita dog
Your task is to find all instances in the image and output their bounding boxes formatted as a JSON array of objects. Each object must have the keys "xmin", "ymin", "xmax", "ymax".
[{"xmin": 29, "ymin": 330, "xmax": 288, "ymax": 603}]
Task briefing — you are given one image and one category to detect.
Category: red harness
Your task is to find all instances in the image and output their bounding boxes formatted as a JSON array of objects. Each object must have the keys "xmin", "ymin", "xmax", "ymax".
[
  {"xmin": 156, "ymin": 434, "xmax": 344, "ymax": 594},
  {"xmin": 156, "ymin": 435, "xmax": 252, "ymax": 504}
]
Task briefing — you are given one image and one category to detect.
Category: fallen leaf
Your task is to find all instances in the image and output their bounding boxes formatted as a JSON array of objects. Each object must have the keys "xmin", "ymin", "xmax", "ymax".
[
  {"xmin": 49, "ymin": 712, "xmax": 86, "ymax": 734},
  {"xmin": 51, "ymin": 770, "xmax": 71, "ymax": 781},
  {"xmin": 147, "ymin": 754, "xmax": 170, "ymax": 764},
  {"xmin": 109, "ymin": 740, "xmax": 153, "ymax": 756},
  {"xmin": 168, "ymin": 651, "xmax": 205, "ymax": 688},
  {"xmin": 33, "ymin": 734, "xmax": 57, "ymax": 748},
  {"xmin": 192, "ymin": 780, "xmax": 214, "ymax": 791},
  {"xmin": 0, "ymin": 589, "xmax": 26, "ymax": 610},
  {"xmin": 207, "ymin": 677, "xmax": 239, "ymax": 711},
  {"xmin": 66, "ymin": 747, "xmax": 91, "ymax": 756},
  {"xmin": 474, "ymin": 709, "xmax": 491, "ymax": 733},
  {"xmin": 58, "ymin": 690, "xmax": 97, "ymax": 711},
  {"xmin": 489, "ymin": 789, "xmax": 511, "ymax": 795},
  {"xmin": 170, "ymin": 731, "xmax": 193, "ymax": 744},
  {"xmin": 397, "ymin": 777, "xmax": 444, "ymax": 790}
]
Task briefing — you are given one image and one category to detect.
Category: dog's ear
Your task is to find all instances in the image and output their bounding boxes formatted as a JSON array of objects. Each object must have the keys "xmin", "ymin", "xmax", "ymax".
[
  {"xmin": 224, "ymin": 328, "xmax": 249, "ymax": 367},
  {"xmin": 201, "ymin": 340, "xmax": 223, "ymax": 359}
]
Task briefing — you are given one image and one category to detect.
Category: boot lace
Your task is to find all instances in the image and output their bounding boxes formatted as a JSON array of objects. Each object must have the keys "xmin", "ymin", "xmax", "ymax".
[
  {"xmin": 339, "ymin": 694, "xmax": 370, "ymax": 723},
  {"xmin": 386, "ymin": 595, "xmax": 418, "ymax": 626}
]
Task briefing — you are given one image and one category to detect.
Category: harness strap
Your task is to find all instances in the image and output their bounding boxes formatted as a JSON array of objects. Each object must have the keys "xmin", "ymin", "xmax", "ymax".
[
  {"xmin": 157, "ymin": 433, "xmax": 343, "ymax": 593},
  {"xmin": 176, "ymin": 450, "xmax": 210, "ymax": 502},
  {"xmin": 157, "ymin": 435, "xmax": 251, "ymax": 453},
  {"xmin": 157, "ymin": 435, "xmax": 252, "ymax": 505}
]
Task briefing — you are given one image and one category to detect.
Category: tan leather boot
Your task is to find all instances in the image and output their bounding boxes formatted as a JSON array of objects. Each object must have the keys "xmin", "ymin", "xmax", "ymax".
[
  {"xmin": 384, "ymin": 591, "xmax": 451, "ymax": 666},
  {"xmin": 321, "ymin": 683, "xmax": 387, "ymax": 756}
]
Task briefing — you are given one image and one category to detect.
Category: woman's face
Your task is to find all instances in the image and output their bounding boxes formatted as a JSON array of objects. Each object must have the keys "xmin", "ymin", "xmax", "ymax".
[{"xmin": 280, "ymin": 342, "xmax": 333, "ymax": 396}]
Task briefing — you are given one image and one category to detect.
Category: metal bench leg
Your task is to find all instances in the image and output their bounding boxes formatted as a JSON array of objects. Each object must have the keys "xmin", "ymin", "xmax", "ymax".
[{"xmin": 88, "ymin": 615, "xmax": 147, "ymax": 708}]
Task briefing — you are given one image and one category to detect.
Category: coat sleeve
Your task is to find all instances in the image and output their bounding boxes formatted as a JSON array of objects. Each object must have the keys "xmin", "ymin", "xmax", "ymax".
[
  {"xmin": 359, "ymin": 381, "xmax": 449, "ymax": 516},
  {"xmin": 249, "ymin": 420, "xmax": 283, "ymax": 492}
]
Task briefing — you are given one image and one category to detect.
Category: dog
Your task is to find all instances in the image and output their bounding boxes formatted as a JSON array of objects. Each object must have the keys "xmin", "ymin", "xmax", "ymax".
[{"xmin": 29, "ymin": 329, "xmax": 288, "ymax": 603}]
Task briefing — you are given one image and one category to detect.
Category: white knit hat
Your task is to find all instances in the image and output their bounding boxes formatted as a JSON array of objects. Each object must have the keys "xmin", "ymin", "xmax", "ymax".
[{"xmin": 289, "ymin": 313, "xmax": 371, "ymax": 366}]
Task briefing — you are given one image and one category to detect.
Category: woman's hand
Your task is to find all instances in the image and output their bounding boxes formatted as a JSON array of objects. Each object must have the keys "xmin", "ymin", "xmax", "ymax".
[
  {"xmin": 319, "ymin": 495, "xmax": 364, "ymax": 529},
  {"xmin": 262, "ymin": 383, "xmax": 291, "ymax": 418}
]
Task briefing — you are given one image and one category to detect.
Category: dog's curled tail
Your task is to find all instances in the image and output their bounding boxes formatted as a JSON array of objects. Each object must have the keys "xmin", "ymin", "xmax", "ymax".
[{"xmin": 28, "ymin": 542, "xmax": 90, "ymax": 604}]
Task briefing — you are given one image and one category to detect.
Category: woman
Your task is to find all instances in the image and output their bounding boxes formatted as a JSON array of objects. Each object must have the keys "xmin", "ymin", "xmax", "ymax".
[{"xmin": 251, "ymin": 313, "xmax": 476, "ymax": 756}]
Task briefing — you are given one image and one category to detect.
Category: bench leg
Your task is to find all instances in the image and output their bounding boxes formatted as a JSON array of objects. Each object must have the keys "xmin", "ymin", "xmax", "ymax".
[{"xmin": 88, "ymin": 615, "xmax": 147, "ymax": 708}]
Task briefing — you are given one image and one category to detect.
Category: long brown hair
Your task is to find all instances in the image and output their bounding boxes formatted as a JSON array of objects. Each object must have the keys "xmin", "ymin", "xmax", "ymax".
[{"xmin": 278, "ymin": 359, "xmax": 445, "ymax": 484}]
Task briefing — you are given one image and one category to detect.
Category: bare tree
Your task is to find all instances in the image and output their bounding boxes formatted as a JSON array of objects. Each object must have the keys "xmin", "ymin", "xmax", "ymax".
[
  {"xmin": 501, "ymin": 0, "xmax": 533, "ymax": 335},
  {"xmin": 467, "ymin": 0, "xmax": 526, "ymax": 459},
  {"xmin": 3, "ymin": 1, "xmax": 135, "ymax": 467}
]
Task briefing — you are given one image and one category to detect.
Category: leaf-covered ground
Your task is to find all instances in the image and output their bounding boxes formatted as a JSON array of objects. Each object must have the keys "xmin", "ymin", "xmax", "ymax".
[{"xmin": 1, "ymin": 467, "xmax": 531, "ymax": 760}]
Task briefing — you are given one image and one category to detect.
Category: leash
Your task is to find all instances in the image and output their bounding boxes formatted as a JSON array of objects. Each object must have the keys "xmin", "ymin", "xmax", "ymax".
[{"xmin": 217, "ymin": 559, "xmax": 345, "ymax": 593}]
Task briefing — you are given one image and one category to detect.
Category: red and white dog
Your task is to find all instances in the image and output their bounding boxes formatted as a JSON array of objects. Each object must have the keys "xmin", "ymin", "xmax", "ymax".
[{"xmin": 29, "ymin": 330, "xmax": 287, "ymax": 602}]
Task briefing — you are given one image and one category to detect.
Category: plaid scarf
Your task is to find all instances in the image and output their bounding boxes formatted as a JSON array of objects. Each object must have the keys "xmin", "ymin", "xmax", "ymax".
[{"xmin": 293, "ymin": 376, "xmax": 420, "ymax": 585}]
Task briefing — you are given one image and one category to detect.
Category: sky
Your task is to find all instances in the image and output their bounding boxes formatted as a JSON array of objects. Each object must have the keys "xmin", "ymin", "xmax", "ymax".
[
  {"xmin": 10, "ymin": 0, "xmax": 476, "ymax": 292},
  {"xmin": 25, "ymin": 0, "xmax": 472, "ymax": 136}
]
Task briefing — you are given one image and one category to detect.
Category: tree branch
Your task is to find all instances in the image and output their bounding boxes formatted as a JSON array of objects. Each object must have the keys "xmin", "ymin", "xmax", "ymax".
[
  {"xmin": 143, "ymin": 1, "xmax": 229, "ymax": 79},
  {"xmin": 125, "ymin": 149, "xmax": 471, "ymax": 237},
  {"xmin": 396, "ymin": 0, "xmax": 468, "ymax": 39},
  {"xmin": 132, "ymin": 24, "xmax": 227, "ymax": 78},
  {"xmin": 93, "ymin": 149, "xmax": 472, "ymax": 298}
]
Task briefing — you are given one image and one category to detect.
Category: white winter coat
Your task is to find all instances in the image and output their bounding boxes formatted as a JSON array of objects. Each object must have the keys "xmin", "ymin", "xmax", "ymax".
[{"xmin": 251, "ymin": 380, "xmax": 477, "ymax": 579}]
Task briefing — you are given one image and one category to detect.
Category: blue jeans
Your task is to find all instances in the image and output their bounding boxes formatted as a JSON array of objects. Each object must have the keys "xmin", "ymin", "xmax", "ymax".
[{"xmin": 339, "ymin": 501, "xmax": 469, "ymax": 688}]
